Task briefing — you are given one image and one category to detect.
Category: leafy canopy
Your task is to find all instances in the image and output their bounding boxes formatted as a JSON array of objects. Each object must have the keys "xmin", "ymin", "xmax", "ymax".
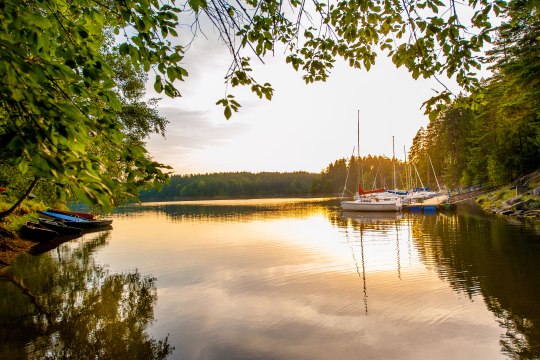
[
  {"xmin": 195, "ymin": 0, "xmax": 513, "ymax": 119},
  {"xmin": 0, "ymin": 0, "xmax": 183, "ymax": 207}
]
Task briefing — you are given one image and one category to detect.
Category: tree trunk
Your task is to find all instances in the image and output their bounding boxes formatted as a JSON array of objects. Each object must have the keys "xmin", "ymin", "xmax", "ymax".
[{"xmin": 0, "ymin": 177, "xmax": 39, "ymax": 220}]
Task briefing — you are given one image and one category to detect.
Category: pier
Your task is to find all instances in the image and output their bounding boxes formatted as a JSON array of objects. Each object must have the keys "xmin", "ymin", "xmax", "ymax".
[
  {"xmin": 403, "ymin": 194, "xmax": 454, "ymax": 213},
  {"xmin": 402, "ymin": 187, "xmax": 491, "ymax": 213}
]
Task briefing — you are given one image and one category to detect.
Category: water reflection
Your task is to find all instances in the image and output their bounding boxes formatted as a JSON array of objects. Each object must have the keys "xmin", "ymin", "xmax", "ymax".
[
  {"xmin": 2, "ymin": 199, "xmax": 540, "ymax": 359},
  {"xmin": 116, "ymin": 198, "xmax": 338, "ymax": 222},
  {"xmin": 408, "ymin": 209, "xmax": 540, "ymax": 359},
  {"xmin": 0, "ymin": 231, "xmax": 173, "ymax": 359},
  {"xmin": 343, "ymin": 219, "xmax": 368, "ymax": 315},
  {"xmin": 340, "ymin": 212, "xmax": 409, "ymax": 316},
  {"xmin": 334, "ymin": 206, "xmax": 540, "ymax": 358}
]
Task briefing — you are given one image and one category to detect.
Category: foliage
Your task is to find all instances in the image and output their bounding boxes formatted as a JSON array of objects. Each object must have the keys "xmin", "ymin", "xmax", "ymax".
[
  {"xmin": 197, "ymin": 0, "xmax": 510, "ymax": 118},
  {"xmin": 0, "ymin": 0, "xmax": 178, "ymax": 210},
  {"xmin": 408, "ymin": 0, "xmax": 540, "ymax": 188}
]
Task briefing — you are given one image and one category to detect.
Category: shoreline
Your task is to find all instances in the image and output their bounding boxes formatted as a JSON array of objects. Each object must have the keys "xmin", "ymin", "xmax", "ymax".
[
  {"xmin": 0, "ymin": 229, "xmax": 35, "ymax": 269},
  {"xmin": 2, "ymin": 186, "xmax": 539, "ymax": 269},
  {"xmin": 475, "ymin": 172, "xmax": 540, "ymax": 219}
]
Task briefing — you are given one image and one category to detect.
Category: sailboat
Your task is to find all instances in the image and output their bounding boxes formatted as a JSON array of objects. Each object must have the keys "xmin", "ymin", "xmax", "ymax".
[
  {"xmin": 341, "ymin": 190, "xmax": 403, "ymax": 211},
  {"xmin": 340, "ymin": 112, "xmax": 402, "ymax": 212}
]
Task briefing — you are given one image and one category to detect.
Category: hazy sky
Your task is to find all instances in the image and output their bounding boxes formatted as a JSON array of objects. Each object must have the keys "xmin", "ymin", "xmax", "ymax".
[{"xmin": 145, "ymin": 29, "xmax": 458, "ymax": 175}]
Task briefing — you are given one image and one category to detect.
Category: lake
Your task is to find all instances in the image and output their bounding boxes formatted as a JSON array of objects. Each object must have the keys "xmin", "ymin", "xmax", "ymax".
[{"xmin": 1, "ymin": 198, "xmax": 539, "ymax": 359}]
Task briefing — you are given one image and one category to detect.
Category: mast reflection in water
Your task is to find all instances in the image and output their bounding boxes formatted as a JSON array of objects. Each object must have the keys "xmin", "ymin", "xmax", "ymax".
[{"xmin": 1, "ymin": 198, "xmax": 539, "ymax": 359}]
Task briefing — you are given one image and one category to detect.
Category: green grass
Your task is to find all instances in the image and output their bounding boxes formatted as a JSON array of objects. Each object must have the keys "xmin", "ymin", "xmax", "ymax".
[
  {"xmin": 477, "ymin": 188, "xmax": 517, "ymax": 210},
  {"xmin": 476, "ymin": 185, "xmax": 540, "ymax": 212},
  {"xmin": 0, "ymin": 197, "xmax": 48, "ymax": 234}
]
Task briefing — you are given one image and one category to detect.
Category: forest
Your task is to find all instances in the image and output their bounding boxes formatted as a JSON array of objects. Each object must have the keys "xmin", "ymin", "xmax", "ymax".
[
  {"xmin": 138, "ymin": 155, "xmax": 415, "ymax": 200},
  {"xmin": 408, "ymin": 0, "xmax": 539, "ymax": 188}
]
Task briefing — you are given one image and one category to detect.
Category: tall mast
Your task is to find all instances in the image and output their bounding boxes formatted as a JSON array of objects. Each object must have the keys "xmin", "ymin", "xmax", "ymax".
[
  {"xmin": 428, "ymin": 155, "xmax": 441, "ymax": 192},
  {"xmin": 426, "ymin": 154, "xmax": 430, "ymax": 187},
  {"xmin": 392, "ymin": 136, "xmax": 396, "ymax": 190},
  {"xmin": 357, "ymin": 110, "xmax": 360, "ymax": 161},
  {"xmin": 413, "ymin": 163, "xmax": 425, "ymax": 189},
  {"xmin": 403, "ymin": 145, "xmax": 408, "ymax": 190},
  {"xmin": 357, "ymin": 110, "xmax": 364, "ymax": 190}
]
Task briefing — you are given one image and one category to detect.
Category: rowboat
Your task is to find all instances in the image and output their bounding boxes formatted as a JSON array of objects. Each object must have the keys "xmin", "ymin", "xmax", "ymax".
[
  {"xmin": 38, "ymin": 210, "xmax": 113, "ymax": 229},
  {"xmin": 21, "ymin": 221, "xmax": 58, "ymax": 242},
  {"xmin": 38, "ymin": 218, "xmax": 83, "ymax": 236},
  {"xmin": 48, "ymin": 209, "xmax": 95, "ymax": 220}
]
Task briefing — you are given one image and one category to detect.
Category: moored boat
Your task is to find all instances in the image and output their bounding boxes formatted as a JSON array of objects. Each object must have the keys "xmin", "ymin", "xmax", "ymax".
[
  {"xmin": 21, "ymin": 221, "xmax": 58, "ymax": 242},
  {"xmin": 38, "ymin": 211, "xmax": 113, "ymax": 229},
  {"xmin": 38, "ymin": 218, "xmax": 83, "ymax": 236},
  {"xmin": 341, "ymin": 195, "xmax": 403, "ymax": 212},
  {"xmin": 48, "ymin": 209, "xmax": 95, "ymax": 220},
  {"xmin": 340, "ymin": 112, "xmax": 402, "ymax": 212}
]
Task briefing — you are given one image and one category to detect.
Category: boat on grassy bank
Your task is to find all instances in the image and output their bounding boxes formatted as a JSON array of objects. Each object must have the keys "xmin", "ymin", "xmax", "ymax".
[
  {"xmin": 38, "ymin": 210, "xmax": 113, "ymax": 229},
  {"xmin": 21, "ymin": 221, "xmax": 58, "ymax": 242},
  {"xmin": 47, "ymin": 209, "xmax": 95, "ymax": 220},
  {"xmin": 38, "ymin": 218, "xmax": 83, "ymax": 236}
]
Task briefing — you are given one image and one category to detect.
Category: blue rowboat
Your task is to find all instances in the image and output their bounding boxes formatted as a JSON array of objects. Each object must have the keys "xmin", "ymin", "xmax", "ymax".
[{"xmin": 38, "ymin": 211, "xmax": 113, "ymax": 229}]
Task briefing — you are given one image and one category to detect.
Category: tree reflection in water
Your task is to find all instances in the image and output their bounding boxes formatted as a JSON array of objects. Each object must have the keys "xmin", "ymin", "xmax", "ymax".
[
  {"xmin": 0, "ymin": 231, "xmax": 173, "ymax": 359},
  {"xmin": 409, "ymin": 212, "xmax": 540, "ymax": 359},
  {"xmin": 334, "ymin": 207, "xmax": 540, "ymax": 359}
]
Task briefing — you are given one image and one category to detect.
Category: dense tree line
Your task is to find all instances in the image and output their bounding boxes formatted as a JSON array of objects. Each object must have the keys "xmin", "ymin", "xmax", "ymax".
[
  {"xmin": 409, "ymin": 0, "xmax": 539, "ymax": 188},
  {"xmin": 138, "ymin": 156, "xmax": 415, "ymax": 200},
  {"xmin": 139, "ymin": 172, "xmax": 317, "ymax": 200}
]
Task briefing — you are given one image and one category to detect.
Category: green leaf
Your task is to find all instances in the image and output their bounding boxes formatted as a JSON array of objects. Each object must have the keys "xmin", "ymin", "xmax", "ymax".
[
  {"xmin": 188, "ymin": 0, "xmax": 207, "ymax": 12},
  {"xmin": 154, "ymin": 76, "xmax": 163, "ymax": 93},
  {"xmin": 224, "ymin": 106, "xmax": 232, "ymax": 119}
]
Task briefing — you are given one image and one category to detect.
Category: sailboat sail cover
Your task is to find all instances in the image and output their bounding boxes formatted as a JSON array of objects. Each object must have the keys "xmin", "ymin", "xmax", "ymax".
[{"xmin": 358, "ymin": 186, "xmax": 385, "ymax": 195}]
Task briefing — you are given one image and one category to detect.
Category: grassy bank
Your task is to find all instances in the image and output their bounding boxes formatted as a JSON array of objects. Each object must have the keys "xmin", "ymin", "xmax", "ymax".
[
  {"xmin": 476, "ymin": 171, "xmax": 540, "ymax": 218},
  {"xmin": 0, "ymin": 198, "xmax": 52, "ymax": 267}
]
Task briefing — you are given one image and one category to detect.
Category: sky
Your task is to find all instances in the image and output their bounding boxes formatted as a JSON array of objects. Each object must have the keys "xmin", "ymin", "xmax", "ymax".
[{"xmin": 144, "ymin": 27, "xmax": 458, "ymax": 175}]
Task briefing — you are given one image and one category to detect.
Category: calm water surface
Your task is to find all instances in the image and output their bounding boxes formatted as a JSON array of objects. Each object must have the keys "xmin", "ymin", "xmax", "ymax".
[{"xmin": 1, "ymin": 198, "xmax": 540, "ymax": 359}]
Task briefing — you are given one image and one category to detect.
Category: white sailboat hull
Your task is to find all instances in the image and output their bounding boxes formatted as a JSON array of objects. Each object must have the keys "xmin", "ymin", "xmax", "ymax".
[{"xmin": 341, "ymin": 199, "xmax": 402, "ymax": 212}]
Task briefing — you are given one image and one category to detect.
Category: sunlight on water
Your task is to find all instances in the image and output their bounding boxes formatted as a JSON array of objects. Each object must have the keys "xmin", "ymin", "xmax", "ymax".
[
  {"xmin": 100, "ymin": 200, "xmax": 506, "ymax": 360},
  {"xmin": 2, "ymin": 198, "xmax": 540, "ymax": 359}
]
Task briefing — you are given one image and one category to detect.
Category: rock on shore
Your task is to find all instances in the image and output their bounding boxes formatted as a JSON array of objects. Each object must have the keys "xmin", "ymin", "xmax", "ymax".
[{"xmin": 476, "ymin": 171, "xmax": 540, "ymax": 219}]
